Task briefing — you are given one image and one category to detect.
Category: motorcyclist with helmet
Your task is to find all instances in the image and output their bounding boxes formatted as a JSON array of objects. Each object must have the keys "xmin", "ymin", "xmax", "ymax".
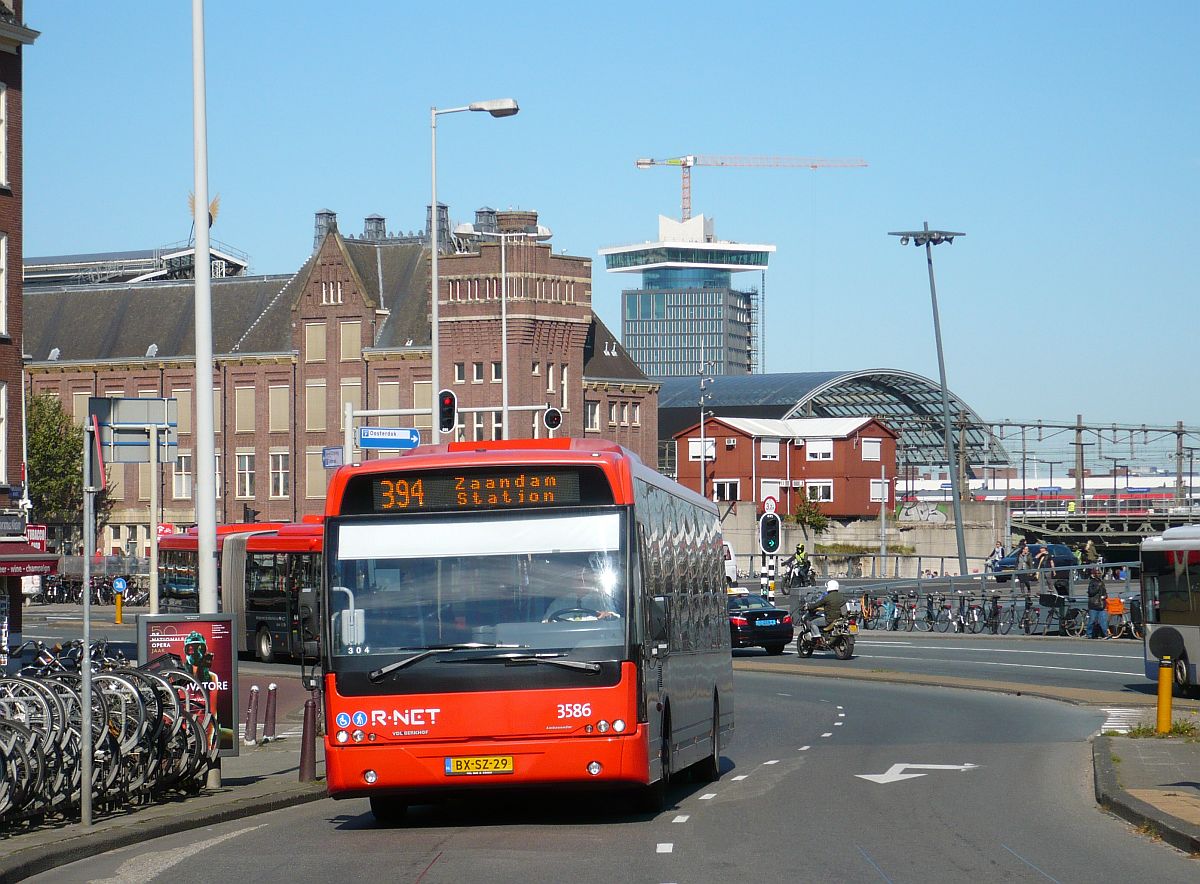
[
  {"xmin": 785, "ymin": 543, "xmax": 812, "ymax": 587},
  {"xmin": 805, "ymin": 579, "xmax": 845, "ymax": 638}
]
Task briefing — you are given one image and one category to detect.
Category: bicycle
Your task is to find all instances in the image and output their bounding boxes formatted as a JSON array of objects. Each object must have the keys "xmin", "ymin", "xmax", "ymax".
[{"xmin": 1106, "ymin": 596, "xmax": 1143, "ymax": 639}]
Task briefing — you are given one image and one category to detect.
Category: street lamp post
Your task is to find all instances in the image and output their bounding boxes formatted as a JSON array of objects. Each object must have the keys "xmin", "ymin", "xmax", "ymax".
[
  {"xmin": 1035, "ymin": 458, "xmax": 1063, "ymax": 514},
  {"xmin": 889, "ymin": 223, "xmax": 967, "ymax": 576},
  {"xmin": 429, "ymin": 99, "xmax": 519, "ymax": 428}
]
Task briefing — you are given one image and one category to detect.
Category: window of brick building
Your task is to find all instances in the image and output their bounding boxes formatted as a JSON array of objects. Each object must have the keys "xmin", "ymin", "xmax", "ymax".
[
  {"xmin": 305, "ymin": 382, "xmax": 326, "ymax": 431},
  {"xmin": 268, "ymin": 386, "xmax": 289, "ymax": 432},
  {"xmin": 454, "ymin": 362, "xmax": 465, "ymax": 384},
  {"xmin": 235, "ymin": 387, "xmax": 255, "ymax": 432},
  {"xmin": 305, "ymin": 449, "xmax": 325, "ymax": 499},
  {"xmin": 270, "ymin": 452, "xmax": 290, "ymax": 498},
  {"xmin": 236, "ymin": 452, "xmax": 255, "ymax": 499},
  {"xmin": 339, "ymin": 320, "xmax": 361, "ymax": 361},
  {"xmin": 807, "ymin": 480, "xmax": 833, "ymax": 502},
  {"xmin": 377, "ymin": 381, "xmax": 399, "ymax": 428},
  {"xmin": 172, "ymin": 389, "xmax": 192, "ymax": 435},
  {"xmin": 305, "ymin": 322, "xmax": 326, "ymax": 362},
  {"xmin": 472, "ymin": 362, "xmax": 483, "ymax": 383},
  {"xmin": 413, "ymin": 382, "xmax": 431, "ymax": 431},
  {"xmin": 174, "ymin": 453, "xmax": 193, "ymax": 499},
  {"xmin": 585, "ymin": 402, "xmax": 599, "ymax": 432}
]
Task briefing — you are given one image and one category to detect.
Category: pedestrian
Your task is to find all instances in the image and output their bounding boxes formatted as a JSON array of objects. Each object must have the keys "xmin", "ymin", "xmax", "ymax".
[
  {"xmin": 1083, "ymin": 539, "xmax": 1098, "ymax": 565},
  {"xmin": 1086, "ymin": 570, "xmax": 1108, "ymax": 639},
  {"xmin": 986, "ymin": 540, "xmax": 1005, "ymax": 572},
  {"xmin": 1016, "ymin": 541, "xmax": 1033, "ymax": 594}
]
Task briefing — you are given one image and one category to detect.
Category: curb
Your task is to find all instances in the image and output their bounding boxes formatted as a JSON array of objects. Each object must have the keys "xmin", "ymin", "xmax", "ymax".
[
  {"xmin": 1092, "ymin": 736, "xmax": 1200, "ymax": 855},
  {"xmin": 0, "ymin": 782, "xmax": 328, "ymax": 883}
]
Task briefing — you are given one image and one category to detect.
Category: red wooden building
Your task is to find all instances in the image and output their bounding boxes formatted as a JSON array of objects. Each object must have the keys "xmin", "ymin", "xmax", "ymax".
[{"xmin": 673, "ymin": 416, "xmax": 898, "ymax": 519}]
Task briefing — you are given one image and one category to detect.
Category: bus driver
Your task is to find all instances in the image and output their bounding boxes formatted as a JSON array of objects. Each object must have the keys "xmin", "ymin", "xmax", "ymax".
[{"xmin": 543, "ymin": 566, "xmax": 622, "ymax": 622}]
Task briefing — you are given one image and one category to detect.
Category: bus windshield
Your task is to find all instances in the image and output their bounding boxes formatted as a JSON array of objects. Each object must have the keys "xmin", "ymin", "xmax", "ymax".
[{"xmin": 326, "ymin": 508, "xmax": 628, "ymax": 666}]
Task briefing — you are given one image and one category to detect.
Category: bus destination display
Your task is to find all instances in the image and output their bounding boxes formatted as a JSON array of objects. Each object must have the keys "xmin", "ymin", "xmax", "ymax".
[{"xmin": 366, "ymin": 468, "xmax": 587, "ymax": 513}]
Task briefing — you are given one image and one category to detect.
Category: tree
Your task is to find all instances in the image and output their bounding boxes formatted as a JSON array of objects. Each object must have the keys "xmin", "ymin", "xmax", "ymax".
[
  {"xmin": 789, "ymin": 495, "xmax": 829, "ymax": 542},
  {"xmin": 26, "ymin": 393, "xmax": 113, "ymax": 547}
]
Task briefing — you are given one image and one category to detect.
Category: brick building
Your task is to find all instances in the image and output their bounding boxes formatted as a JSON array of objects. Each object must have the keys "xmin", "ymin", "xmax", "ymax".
[
  {"xmin": 672, "ymin": 416, "xmax": 898, "ymax": 519},
  {"xmin": 24, "ymin": 208, "xmax": 658, "ymax": 554}
]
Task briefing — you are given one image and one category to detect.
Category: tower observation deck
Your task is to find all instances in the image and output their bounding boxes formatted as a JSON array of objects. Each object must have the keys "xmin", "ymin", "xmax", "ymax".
[{"xmin": 600, "ymin": 215, "xmax": 775, "ymax": 377}]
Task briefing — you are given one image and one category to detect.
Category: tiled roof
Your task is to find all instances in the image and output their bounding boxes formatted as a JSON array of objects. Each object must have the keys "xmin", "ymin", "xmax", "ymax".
[{"xmin": 583, "ymin": 315, "xmax": 649, "ymax": 383}]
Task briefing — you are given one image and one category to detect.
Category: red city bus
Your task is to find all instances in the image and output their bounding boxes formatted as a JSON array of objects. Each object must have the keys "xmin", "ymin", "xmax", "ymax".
[
  {"xmin": 159, "ymin": 519, "xmax": 322, "ymax": 661},
  {"xmin": 315, "ymin": 437, "xmax": 733, "ymax": 821}
]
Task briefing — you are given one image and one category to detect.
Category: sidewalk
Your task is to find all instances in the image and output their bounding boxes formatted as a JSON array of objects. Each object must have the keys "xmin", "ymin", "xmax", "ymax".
[
  {"xmin": 1094, "ymin": 727, "xmax": 1200, "ymax": 855},
  {"xmin": 0, "ymin": 671, "xmax": 329, "ymax": 883}
]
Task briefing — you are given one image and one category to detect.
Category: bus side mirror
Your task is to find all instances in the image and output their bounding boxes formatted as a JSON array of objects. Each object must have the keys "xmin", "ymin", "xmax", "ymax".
[
  {"xmin": 649, "ymin": 596, "xmax": 668, "ymax": 643},
  {"xmin": 299, "ymin": 587, "xmax": 317, "ymax": 618},
  {"xmin": 340, "ymin": 609, "xmax": 365, "ymax": 647}
]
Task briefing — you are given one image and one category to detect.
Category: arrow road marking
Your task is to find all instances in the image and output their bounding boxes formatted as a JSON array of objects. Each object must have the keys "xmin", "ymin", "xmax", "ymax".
[{"xmin": 856, "ymin": 763, "xmax": 979, "ymax": 784}]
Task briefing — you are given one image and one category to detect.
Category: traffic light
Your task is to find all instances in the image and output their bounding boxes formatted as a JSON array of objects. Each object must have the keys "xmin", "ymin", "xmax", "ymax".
[
  {"xmin": 543, "ymin": 407, "xmax": 563, "ymax": 431},
  {"xmin": 243, "ymin": 503, "xmax": 261, "ymax": 523},
  {"xmin": 437, "ymin": 389, "xmax": 456, "ymax": 434},
  {"xmin": 758, "ymin": 512, "xmax": 781, "ymax": 555}
]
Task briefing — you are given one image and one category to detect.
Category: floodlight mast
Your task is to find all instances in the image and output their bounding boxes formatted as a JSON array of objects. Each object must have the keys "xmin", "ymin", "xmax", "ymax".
[{"xmin": 888, "ymin": 221, "xmax": 968, "ymax": 577}]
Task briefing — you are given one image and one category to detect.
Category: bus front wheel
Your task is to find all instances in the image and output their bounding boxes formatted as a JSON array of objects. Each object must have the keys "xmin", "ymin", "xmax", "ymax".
[{"xmin": 256, "ymin": 627, "xmax": 276, "ymax": 664}]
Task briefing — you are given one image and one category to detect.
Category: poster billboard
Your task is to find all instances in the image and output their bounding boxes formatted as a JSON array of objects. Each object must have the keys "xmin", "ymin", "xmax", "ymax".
[{"xmin": 138, "ymin": 613, "xmax": 239, "ymax": 757}]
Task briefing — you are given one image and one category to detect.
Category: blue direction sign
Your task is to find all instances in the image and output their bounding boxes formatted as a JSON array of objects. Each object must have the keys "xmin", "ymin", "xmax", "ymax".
[
  {"xmin": 112, "ymin": 577, "xmax": 127, "ymax": 594},
  {"xmin": 358, "ymin": 426, "xmax": 420, "ymax": 450}
]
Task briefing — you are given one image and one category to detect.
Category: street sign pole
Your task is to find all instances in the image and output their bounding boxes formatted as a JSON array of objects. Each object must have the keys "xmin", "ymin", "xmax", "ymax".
[
  {"xmin": 149, "ymin": 424, "xmax": 159, "ymax": 614},
  {"xmin": 80, "ymin": 427, "xmax": 94, "ymax": 827}
]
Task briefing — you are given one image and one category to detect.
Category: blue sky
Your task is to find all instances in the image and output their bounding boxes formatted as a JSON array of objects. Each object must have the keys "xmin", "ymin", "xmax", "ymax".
[{"xmin": 21, "ymin": 2, "xmax": 1199, "ymax": 429}]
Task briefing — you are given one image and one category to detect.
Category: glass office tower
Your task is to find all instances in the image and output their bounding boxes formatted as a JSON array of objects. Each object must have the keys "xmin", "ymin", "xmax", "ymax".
[{"xmin": 600, "ymin": 215, "xmax": 774, "ymax": 377}]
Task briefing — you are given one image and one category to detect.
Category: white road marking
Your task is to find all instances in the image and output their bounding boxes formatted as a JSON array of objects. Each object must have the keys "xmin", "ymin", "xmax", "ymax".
[
  {"xmin": 857, "ymin": 763, "xmax": 979, "ymax": 784},
  {"xmin": 837, "ymin": 705, "xmax": 844, "ymax": 709},
  {"xmin": 763, "ymin": 759, "xmax": 779, "ymax": 765},
  {"xmin": 798, "ymin": 745, "xmax": 810, "ymax": 751},
  {"xmin": 88, "ymin": 823, "xmax": 267, "ymax": 884},
  {"xmin": 821, "ymin": 732, "xmax": 833, "ymax": 737},
  {"xmin": 838, "ymin": 712, "xmax": 846, "ymax": 717},
  {"xmin": 657, "ymin": 843, "xmax": 673, "ymax": 853},
  {"xmin": 834, "ymin": 722, "xmax": 844, "ymax": 726},
  {"xmin": 732, "ymin": 775, "xmax": 748, "ymax": 781},
  {"xmin": 856, "ymin": 652, "xmax": 1139, "ymax": 677},
  {"xmin": 699, "ymin": 793, "xmax": 716, "ymax": 800},
  {"xmin": 672, "ymin": 814, "xmax": 689, "ymax": 823},
  {"xmin": 855, "ymin": 640, "xmax": 1139, "ymax": 660},
  {"xmin": 777, "ymin": 692, "xmax": 792, "ymax": 697},
  {"xmin": 1100, "ymin": 708, "xmax": 1143, "ymax": 733}
]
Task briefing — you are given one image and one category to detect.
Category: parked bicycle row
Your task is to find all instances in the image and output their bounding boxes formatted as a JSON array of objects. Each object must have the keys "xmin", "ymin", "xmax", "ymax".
[
  {"xmin": 854, "ymin": 588, "xmax": 1143, "ymax": 639},
  {"xmin": 26, "ymin": 573, "xmax": 149, "ymax": 606},
  {"xmin": 0, "ymin": 640, "xmax": 219, "ymax": 831}
]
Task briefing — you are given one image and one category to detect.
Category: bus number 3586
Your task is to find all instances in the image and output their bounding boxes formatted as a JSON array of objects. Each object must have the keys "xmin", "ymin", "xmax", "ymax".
[{"xmin": 557, "ymin": 703, "xmax": 592, "ymax": 719}]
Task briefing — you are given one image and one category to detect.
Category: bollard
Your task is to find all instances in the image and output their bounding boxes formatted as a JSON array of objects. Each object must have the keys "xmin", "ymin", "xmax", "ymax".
[
  {"xmin": 1156, "ymin": 656, "xmax": 1173, "ymax": 734},
  {"xmin": 114, "ymin": 592, "xmax": 123, "ymax": 625},
  {"xmin": 299, "ymin": 693, "xmax": 318, "ymax": 782},
  {"xmin": 261, "ymin": 682, "xmax": 278, "ymax": 743},
  {"xmin": 244, "ymin": 684, "xmax": 260, "ymax": 746}
]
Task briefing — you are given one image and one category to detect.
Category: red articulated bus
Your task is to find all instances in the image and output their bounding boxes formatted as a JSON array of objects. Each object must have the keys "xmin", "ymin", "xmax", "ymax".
[
  {"xmin": 158, "ymin": 519, "xmax": 322, "ymax": 662},
  {"xmin": 315, "ymin": 437, "xmax": 733, "ymax": 821}
]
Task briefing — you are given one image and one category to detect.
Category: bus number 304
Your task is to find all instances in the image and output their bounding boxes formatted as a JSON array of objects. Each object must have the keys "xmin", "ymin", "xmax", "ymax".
[{"xmin": 557, "ymin": 703, "xmax": 592, "ymax": 719}]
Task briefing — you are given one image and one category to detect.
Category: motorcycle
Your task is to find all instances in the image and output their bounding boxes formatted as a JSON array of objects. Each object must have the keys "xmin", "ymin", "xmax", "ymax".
[
  {"xmin": 783, "ymin": 558, "xmax": 815, "ymax": 589},
  {"xmin": 796, "ymin": 611, "xmax": 856, "ymax": 659}
]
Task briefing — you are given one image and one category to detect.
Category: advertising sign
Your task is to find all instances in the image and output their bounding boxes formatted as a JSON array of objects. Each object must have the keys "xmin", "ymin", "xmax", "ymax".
[
  {"xmin": 25, "ymin": 524, "xmax": 48, "ymax": 552},
  {"xmin": 138, "ymin": 613, "xmax": 239, "ymax": 757}
]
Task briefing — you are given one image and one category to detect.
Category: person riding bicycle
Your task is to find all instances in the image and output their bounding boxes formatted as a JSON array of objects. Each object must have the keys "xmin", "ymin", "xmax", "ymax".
[{"xmin": 805, "ymin": 579, "xmax": 845, "ymax": 638}]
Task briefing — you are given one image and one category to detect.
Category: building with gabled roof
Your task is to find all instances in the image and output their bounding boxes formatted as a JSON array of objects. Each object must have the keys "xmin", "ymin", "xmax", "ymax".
[
  {"xmin": 672, "ymin": 414, "xmax": 898, "ymax": 519},
  {"xmin": 25, "ymin": 208, "xmax": 657, "ymax": 555}
]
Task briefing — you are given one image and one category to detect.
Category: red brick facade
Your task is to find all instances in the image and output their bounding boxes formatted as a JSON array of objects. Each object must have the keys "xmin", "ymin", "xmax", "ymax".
[
  {"xmin": 26, "ymin": 210, "xmax": 658, "ymax": 554},
  {"xmin": 673, "ymin": 417, "xmax": 898, "ymax": 519}
]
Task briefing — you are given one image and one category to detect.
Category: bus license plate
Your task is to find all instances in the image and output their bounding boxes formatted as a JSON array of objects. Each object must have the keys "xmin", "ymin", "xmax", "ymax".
[
  {"xmin": 444, "ymin": 755, "xmax": 514, "ymax": 776},
  {"xmin": 849, "ymin": 623, "xmax": 858, "ymax": 633}
]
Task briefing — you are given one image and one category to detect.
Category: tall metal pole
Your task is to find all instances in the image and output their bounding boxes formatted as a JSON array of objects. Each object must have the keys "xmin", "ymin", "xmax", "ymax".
[
  {"xmin": 500, "ymin": 235, "xmax": 509, "ymax": 438},
  {"xmin": 149, "ymin": 424, "xmax": 159, "ymax": 613},
  {"xmin": 191, "ymin": 0, "xmax": 217, "ymax": 617},
  {"xmin": 921, "ymin": 223, "xmax": 968, "ymax": 577},
  {"xmin": 429, "ymin": 107, "xmax": 441, "ymax": 424},
  {"xmin": 80, "ymin": 431, "xmax": 94, "ymax": 826}
]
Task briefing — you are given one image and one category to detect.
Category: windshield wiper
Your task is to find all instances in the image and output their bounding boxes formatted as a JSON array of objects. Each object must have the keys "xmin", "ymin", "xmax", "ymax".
[
  {"xmin": 368, "ymin": 643, "xmax": 526, "ymax": 682},
  {"xmin": 440, "ymin": 652, "xmax": 602, "ymax": 673}
]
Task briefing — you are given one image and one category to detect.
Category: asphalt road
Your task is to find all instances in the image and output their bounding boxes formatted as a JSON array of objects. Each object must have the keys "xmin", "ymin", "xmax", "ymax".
[{"xmin": 34, "ymin": 672, "xmax": 1198, "ymax": 884}]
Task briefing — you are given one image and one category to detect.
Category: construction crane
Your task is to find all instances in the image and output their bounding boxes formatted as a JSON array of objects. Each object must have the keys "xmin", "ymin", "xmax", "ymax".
[{"xmin": 635, "ymin": 154, "xmax": 868, "ymax": 221}]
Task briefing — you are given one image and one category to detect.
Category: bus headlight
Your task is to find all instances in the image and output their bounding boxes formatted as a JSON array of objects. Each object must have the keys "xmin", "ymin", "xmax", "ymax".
[
  {"xmin": 352, "ymin": 730, "xmax": 366, "ymax": 743},
  {"xmin": 335, "ymin": 730, "xmax": 349, "ymax": 744},
  {"xmin": 612, "ymin": 719, "xmax": 627, "ymax": 733},
  {"xmin": 363, "ymin": 769, "xmax": 378, "ymax": 784},
  {"xmin": 587, "ymin": 761, "xmax": 602, "ymax": 776},
  {"xmin": 596, "ymin": 720, "xmax": 610, "ymax": 733}
]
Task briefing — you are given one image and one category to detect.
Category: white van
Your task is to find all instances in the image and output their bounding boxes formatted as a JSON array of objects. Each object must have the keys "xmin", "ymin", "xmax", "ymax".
[{"xmin": 722, "ymin": 541, "xmax": 738, "ymax": 587}]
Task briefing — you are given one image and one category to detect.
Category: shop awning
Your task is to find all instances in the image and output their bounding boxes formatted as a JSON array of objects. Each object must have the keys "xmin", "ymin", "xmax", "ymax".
[{"xmin": 0, "ymin": 541, "xmax": 59, "ymax": 576}]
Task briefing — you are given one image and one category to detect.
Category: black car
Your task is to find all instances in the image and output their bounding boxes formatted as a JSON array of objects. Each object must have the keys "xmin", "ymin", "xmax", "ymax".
[
  {"xmin": 992, "ymin": 543, "xmax": 1077, "ymax": 588},
  {"xmin": 728, "ymin": 593, "xmax": 794, "ymax": 655}
]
